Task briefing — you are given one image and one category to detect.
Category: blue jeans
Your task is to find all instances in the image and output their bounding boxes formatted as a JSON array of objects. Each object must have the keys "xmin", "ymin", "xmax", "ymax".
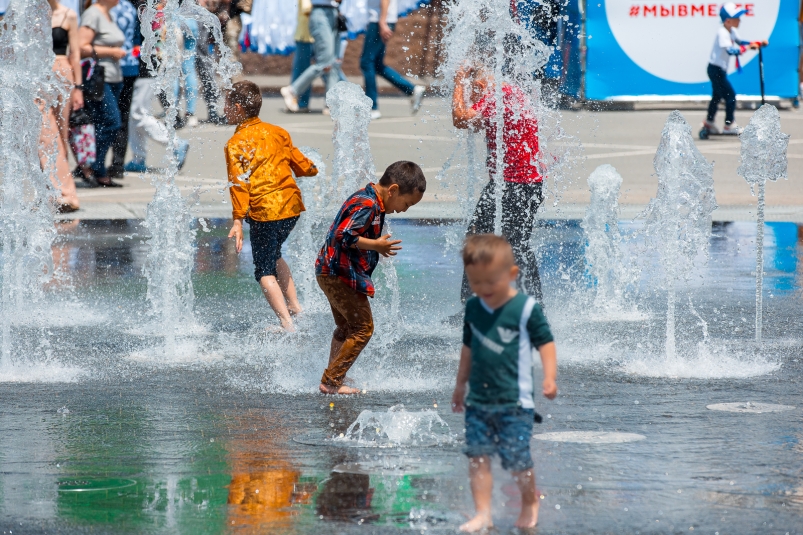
[
  {"xmin": 707, "ymin": 63, "xmax": 736, "ymax": 125},
  {"xmin": 464, "ymin": 405, "xmax": 535, "ymax": 471},
  {"xmin": 360, "ymin": 22, "xmax": 415, "ymax": 110},
  {"xmin": 292, "ymin": 41, "xmax": 314, "ymax": 109},
  {"xmin": 291, "ymin": 7, "xmax": 341, "ymax": 97},
  {"xmin": 174, "ymin": 18, "xmax": 199, "ymax": 115},
  {"xmin": 86, "ymin": 81, "xmax": 123, "ymax": 178}
]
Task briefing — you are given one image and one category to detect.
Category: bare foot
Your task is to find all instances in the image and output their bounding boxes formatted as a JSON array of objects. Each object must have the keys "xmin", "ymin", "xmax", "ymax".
[
  {"xmin": 288, "ymin": 306, "xmax": 303, "ymax": 317},
  {"xmin": 319, "ymin": 383, "xmax": 361, "ymax": 395},
  {"xmin": 459, "ymin": 513, "xmax": 493, "ymax": 533},
  {"xmin": 279, "ymin": 318, "xmax": 296, "ymax": 332},
  {"xmin": 515, "ymin": 501, "xmax": 539, "ymax": 529}
]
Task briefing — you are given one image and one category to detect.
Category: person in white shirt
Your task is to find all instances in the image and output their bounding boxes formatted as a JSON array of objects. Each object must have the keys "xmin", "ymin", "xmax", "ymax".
[
  {"xmin": 359, "ymin": 0, "xmax": 425, "ymax": 119},
  {"xmin": 704, "ymin": 2, "xmax": 766, "ymax": 135}
]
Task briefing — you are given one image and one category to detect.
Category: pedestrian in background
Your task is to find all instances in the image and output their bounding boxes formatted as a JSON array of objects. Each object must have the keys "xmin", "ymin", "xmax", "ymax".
[
  {"xmin": 290, "ymin": 0, "xmax": 315, "ymax": 112},
  {"xmin": 109, "ymin": 0, "xmax": 139, "ymax": 178},
  {"xmin": 360, "ymin": 0, "xmax": 425, "ymax": 119},
  {"xmin": 280, "ymin": 0, "xmax": 343, "ymax": 113},
  {"xmin": 79, "ymin": 0, "xmax": 126, "ymax": 187},
  {"xmin": 43, "ymin": 0, "xmax": 82, "ymax": 211},
  {"xmin": 197, "ymin": 0, "xmax": 226, "ymax": 124},
  {"xmin": 174, "ymin": 16, "xmax": 201, "ymax": 127}
]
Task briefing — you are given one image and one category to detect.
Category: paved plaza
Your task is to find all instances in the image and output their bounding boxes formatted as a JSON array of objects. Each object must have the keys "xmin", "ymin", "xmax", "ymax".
[{"xmin": 69, "ymin": 88, "xmax": 803, "ymax": 222}]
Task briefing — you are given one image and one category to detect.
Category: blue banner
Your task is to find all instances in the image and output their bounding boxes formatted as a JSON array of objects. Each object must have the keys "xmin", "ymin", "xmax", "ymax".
[{"xmin": 586, "ymin": 0, "xmax": 800, "ymax": 99}]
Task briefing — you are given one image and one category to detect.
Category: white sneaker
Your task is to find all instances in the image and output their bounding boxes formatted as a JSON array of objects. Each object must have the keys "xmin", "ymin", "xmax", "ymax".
[
  {"xmin": 370, "ymin": 110, "xmax": 382, "ymax": 120},
  {"xmin": 186, "ymin": 115, "xmax": 199, "ymax": 128},
  {"xmin": 702, "ymin": 120, "xmax": 720, "ymax": 135},
  {"xmin": 280, "ymin": 86, "xmax": 299, "ymax": 112},
  {"xmin": 411, "ymin": 85, "xmax": 425, "ymax": 114},
  {"xmin": 723, "ymin": 122, "xmax": 742, "ymax": 135}
]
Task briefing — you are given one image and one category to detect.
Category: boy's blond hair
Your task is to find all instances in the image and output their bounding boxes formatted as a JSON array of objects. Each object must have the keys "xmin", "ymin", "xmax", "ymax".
[{"xmin": 462, "ymin": 234, "xmax": 515, "ymax": 268}]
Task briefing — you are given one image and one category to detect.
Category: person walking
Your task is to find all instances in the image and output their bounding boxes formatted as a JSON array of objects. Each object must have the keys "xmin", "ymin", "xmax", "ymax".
[
  {"xmin": 42, "ymin": 0, "xmax": 82, "ymax": 211},
  {"xmin": 173, "ymin": 16, "xmax": 201, "ymax": 127},
  {"xmin": 125, "ymin": 0, "xmax": 190, "ymax": 173},
  {"xmin": 109, "ymin": 0, "xmax": 139, "ymax": 179},
  {"xmin": 79, "ymin": 0, "xmax": 126, "ymax": 187},
  {"xmin": 290, "ymin": 0, "xmax": 315, "ymax": 112},
  {"xmin": 360, "ymin": 0, "xmax": 425, "ymax": 119},
  {"xmin": 279, "ymin": 0, "xmax": 343, "ymax": 112},
  {"xmin": 196, "ymin": 0, "xmax": 226, "ymax": 124}
]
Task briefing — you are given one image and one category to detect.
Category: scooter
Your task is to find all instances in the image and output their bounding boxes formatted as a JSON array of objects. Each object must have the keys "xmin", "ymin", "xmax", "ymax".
[{"xmin": 699, "ymin": 42, "xmax": 767, "ymax": 140}]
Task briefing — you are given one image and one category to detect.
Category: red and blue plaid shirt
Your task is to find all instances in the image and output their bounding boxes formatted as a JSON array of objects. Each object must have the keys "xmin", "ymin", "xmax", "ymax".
[{"xmin": 316, "ymin": 183, "xmax": 386, "ymax": 297}]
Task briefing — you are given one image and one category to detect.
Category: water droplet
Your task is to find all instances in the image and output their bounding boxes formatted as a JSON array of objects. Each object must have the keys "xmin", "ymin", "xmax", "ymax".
[{"xmin": 555, "ymin": 504, "xmax": 560, "ymax": 510}]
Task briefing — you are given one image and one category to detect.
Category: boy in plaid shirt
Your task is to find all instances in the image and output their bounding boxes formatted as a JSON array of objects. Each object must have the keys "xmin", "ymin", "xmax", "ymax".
[{"xmin": 315, "ymin": 161, "xmax": 426, "ymax": 395}]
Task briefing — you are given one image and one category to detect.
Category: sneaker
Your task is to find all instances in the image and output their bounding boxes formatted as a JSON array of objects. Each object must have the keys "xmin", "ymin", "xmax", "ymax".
[
  {"xmin": 411, "ymin": 85, "xmax": 425, "ymax": 114},
  {"xmin": 370, "ymin": 110, "xmax": 382, "ymax": 120},
  {"xmin": 173, "ymin": 139, "xmax": 190, "ymax": 171},
  {"xmin": 107, "ymin": 165, "xmax": 125, "ymax": 179},
  {"xmin": 186, "ymin": 115, "xmax": 199, "ymax": 128},
  {"xmin": 702, "ymin": 120, "xmax": 720, "ymax": 135},
  {"xmin": 124, "ymin": 160, "xmax": 148, "ymax": 173},
  {"xmin": 722, "ymin": 122, "xmax": 742, "ymax": 135},
  {"xmin": 280, "ymin": 86, "xmax": 299, "ymax": 112}
]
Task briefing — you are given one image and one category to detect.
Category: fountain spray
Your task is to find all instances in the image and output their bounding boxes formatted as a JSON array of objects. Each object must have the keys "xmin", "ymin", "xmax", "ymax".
[
  {"xmin": 737, "ymin": 104, "xmax": 789, "ymax": 346},
  {"xmin": 437, "ymin": 1, "xmax": 549, "ymax": 222},
  {"xmin": 581, "ymin": 165, "xmax": 635, "ymax": 311},
  {"xmin": 0, "ymin": 0, "xmax": 65, "ymax": 366},
  {"xmin": 643, "ymin": 112, "xmax": 716, "ymax": 359},
  {"xmin": 138, "ymin": 0, "xmax": 239, "ymax": 350},
  {"xmin": 326, "ymin": 82, "xmax": 400, "ymax": 347}
]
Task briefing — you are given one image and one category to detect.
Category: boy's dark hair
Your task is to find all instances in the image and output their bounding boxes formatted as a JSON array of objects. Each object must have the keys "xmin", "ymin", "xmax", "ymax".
[
  {"xmin": 227, "ymin": 80, "xmax": 262, "ymax": 119},
  {"xmin": 462, "ymin": 234, "xmax": 515, "ymax": 268},
  {"xmin": 378, "ymin": 161, "xmax": 427, "ymax": 195}
]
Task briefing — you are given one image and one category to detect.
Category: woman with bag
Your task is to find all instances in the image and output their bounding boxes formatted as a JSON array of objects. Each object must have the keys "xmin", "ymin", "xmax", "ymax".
[
  {"xmin": 39, "ymin": 0, "xmax": 83, "ymax": 211},
  {"xmin": 79, "ymin": 0, "xmax": 126, "ymax": 187}
]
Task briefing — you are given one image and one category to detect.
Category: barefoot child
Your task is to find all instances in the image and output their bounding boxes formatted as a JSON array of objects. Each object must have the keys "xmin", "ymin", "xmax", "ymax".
[
  {"xmin": 225, "ymin": 80, "xmax": 318, "ymax": 331},
  {"xmin": 451, "ymin": 234, "xmax": 558, "ymax": 532},
  {"xmin": 315, "ymin": 161, "xmax": 426, "ymax": 395}
]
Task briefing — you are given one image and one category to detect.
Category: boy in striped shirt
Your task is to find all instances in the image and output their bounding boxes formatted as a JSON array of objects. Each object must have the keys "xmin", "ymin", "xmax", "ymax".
[{"xmin": 452, "ymin": 234, "xmax": 557, "ymax": 532}]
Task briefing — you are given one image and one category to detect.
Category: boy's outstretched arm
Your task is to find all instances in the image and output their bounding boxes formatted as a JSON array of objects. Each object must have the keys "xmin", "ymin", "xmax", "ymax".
[
  {"xmin": 356, "ymin": 235, "xmax": 402, "ymax": 257},
  {"xmin": 287, "ymin": 144, "xmax": 318, "ymax": 178},
  {"xmin": 451, "ymin": 345, "xmax": 472, "ymax": 413},
  {"xmin": 537, "ymin": 342, "xmax": 557, "ymax": 399},
  {"xmin": 452, "ymin": 68, "xmax": 480, "ymax": 130}
]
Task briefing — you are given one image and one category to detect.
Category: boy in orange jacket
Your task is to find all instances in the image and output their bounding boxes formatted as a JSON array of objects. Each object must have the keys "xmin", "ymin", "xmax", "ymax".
[{"xmin": 225, "ymin": 81, "xmax": 318, "ymax": 331}]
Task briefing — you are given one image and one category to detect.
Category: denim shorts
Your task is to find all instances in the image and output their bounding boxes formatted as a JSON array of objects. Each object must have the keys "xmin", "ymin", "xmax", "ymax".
[
  {"xmin": 248, "ymin": 216, "xmax": 299, "ymax": 281},
  {"xmin": 464, "ymin": 404, "xmax": 535, "ymax": 471}
]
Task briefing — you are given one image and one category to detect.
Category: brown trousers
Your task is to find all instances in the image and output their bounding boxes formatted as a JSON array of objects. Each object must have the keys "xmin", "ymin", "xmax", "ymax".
[{"xmin": 317, "ymin": 275, "xmax": 374, "ymax": 387}]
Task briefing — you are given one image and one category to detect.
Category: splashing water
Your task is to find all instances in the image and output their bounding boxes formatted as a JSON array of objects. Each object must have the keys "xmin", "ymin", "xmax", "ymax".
[
  {"xmin": 325, "ymin": 82, "xmax": 401, "ymax": 351},
  {"xmin": 326, "ymin": 81, "xmax": 376, "ymax": 200},
  {"xmin": 284, "ymin": 147, "xmax": 331, "ymax": 311},
  {"xmin": 0, "ymin": 0, "xmax": 65, "ymax": 368},
  {"xmin": 334, "ymin": 405, "xmax": 453, "ymax": 447},
  {"xmin": 737, "ymin": 104, "xmax": 789, "ymax": 346},
  {"xmin": 138, "ymin": 0, "xmax": 240, "ymax": 353},
  {"xmin": 581, "ymin": 165, "xmax": 637, "ymax": 313},
  {"xmin": 642, "ymin": 112, "xmax": 717, "ymax": 360},
  {"xmin": 435, "ymin": 0, "xmax": 581, "ymax": 237}
]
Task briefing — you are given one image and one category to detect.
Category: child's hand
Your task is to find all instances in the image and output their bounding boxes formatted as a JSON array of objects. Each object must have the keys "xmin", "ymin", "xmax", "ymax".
[
  {"xmin": 542, "ymin": 378, "xmax": 557, "ymax": 400},
  {"xmin": 374, "ymin": 234, "xmax": 402, "ymax": 257},
  {"xmin": 228, "ymin": 219, "xmax": 243, "ymax": 253},
  {"xmin": 451, "ymin": 385, "xmax": 466, "ymax": 413}
]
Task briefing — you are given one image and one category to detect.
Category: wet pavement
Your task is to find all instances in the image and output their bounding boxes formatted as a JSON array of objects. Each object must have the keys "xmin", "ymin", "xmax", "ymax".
[{"xmin": 0, "ymin": 220, "xmax": 802, "ymax": 534}]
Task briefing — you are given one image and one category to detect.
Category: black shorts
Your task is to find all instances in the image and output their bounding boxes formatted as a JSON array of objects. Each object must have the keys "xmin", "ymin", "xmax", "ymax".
[{"xmin": 247, "ymin": 216, "xmax": 299, "ymax": 281}]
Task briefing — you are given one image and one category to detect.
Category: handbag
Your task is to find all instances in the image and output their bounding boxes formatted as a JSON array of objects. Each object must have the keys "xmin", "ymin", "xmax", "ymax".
[
  {"xmin": 68, "ymin": 108, "xmax": 96, "ymax": 166},
  {"xmin": 337, "ymin": 13, "xmax": 348, "ymax": 33},
  {"xmin": 80, "ymin": 47, "xmax": 106, "ymax": 102}
]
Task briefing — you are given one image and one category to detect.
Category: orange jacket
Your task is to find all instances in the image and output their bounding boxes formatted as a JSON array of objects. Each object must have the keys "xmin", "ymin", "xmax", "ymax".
[{"xmin": 225, "ymin": 117, "xmax": 318, "ymax": 221}]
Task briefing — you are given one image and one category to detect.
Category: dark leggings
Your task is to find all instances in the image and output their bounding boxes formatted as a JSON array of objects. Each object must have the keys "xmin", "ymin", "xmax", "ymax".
[
  {"xmin": 111, "ymin": 76, "xmax": 137, "ymax": 170},
  {"xmin": 461, "ymin": 180, "xmax": 544, "ymax": 302},
  {"xmin": 707, "ymin": 63, "xmax": 736, "ymax": 125}
]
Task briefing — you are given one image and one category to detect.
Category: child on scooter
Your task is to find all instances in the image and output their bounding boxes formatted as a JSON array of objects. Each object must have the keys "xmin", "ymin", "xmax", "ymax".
[{"xmin": 703, "ymin": 2, "xmax": 767, "ymax": 135}]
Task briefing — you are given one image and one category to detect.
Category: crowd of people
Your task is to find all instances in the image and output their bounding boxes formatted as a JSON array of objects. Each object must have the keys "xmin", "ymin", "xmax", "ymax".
[
  {"xmin": 41, "ymin": 0, "xmax": 227, "ymax": 211},
  {"xmin": 39, "ymin": 0, "xmax": 425, "ymax": 213}
]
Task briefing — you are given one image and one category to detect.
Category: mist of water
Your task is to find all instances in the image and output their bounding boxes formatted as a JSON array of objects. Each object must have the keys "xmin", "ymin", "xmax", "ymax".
[
  {"xmin": 138, "ymin": 0, "xmax": 240, "ymax": 352},
  {"xmin": 581, "ymin": 164, "xmax": 637, "ymax": 313},
  {"xmin": 0, "ymin": 0, "xmax": 65, "ymax": 367},
  {"xmin": 642, "ymin": 111, "xmax": 717, "ymax": 360},
  {"xmin": 335, "ymin": 405, "xmax": 452, "ymax": 447},
  {"xmin": 737, "ymin": 104, "xmax": 789, "ymax": 346}
]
